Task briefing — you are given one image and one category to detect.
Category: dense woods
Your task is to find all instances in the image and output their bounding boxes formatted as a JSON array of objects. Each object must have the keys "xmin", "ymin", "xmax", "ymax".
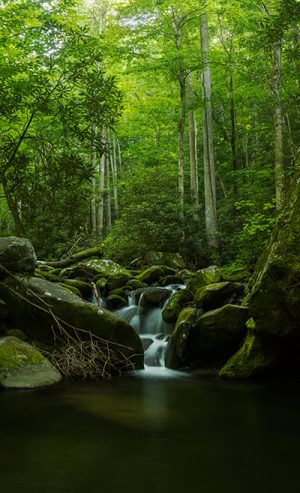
[{"xmin": 0, "ymin": 0, "xmax": 299, "ymax": 268}]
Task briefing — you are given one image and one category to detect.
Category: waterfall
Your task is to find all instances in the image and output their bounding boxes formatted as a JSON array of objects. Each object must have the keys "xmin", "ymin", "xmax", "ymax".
[{"xmin": 116, "ymin": 285, "xmax": 184, "ymax": 368}]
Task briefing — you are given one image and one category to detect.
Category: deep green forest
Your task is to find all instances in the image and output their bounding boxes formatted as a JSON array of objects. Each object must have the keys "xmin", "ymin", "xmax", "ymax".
[{"xmin": 0, "ymin": 0, "xmax": 299, "ymax": 268}]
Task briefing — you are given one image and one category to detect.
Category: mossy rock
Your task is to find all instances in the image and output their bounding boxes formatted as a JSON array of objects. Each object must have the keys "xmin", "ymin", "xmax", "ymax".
[
  {"xmin": 126, "ymin": 279, "xmax": 148, "ymax": 290},
  {"xmin": 137, "ymin": 265, "xmax": 176, "ymax": 285},
  {"xmin": 186, "ymin": 266, "xmax": 222, "ymax": 292},
  {"xmin": 162, "ymin": 288, "xmax": 193, "ymax": 324},
  {"xmin": 160, "ymin": 275, "xmax": 185, "ymax": 287},
  {"xmin": 194, "ymin": 282, "xmax": 244, "ymax": 311},
  {"xmin": 106, "ymin": 294, "xmax": 127, "ymax": 311},
  {"xmin": 95, "ymin": 277, "xmax": 107, "ymax": 290},
  {"xmin": 0, "ymin": 276, "xmax": 144, "ymax": 370},
  {"xmin": 130, "ymin": 287, "xmax": 171, "ymax": 307},
  {"xmin": 0, "ymin": 236, "xmax": 36, "ymax": 277},
  {"xmin": 0, "ymin": 336, "xmax": 61, "ymax": 389},
  {"xmin": 34, "ymin": 269, "xmax": 61, "ymax": 282},
  {"xmin": 165, "ymin": 308, "xmax": 197, "ymax": 369},
  {"xmin": 190, "ymin": 305, "xmax": 249, "ymax": 357},
  {"xmin": 59, "ymin": 265, "xmax": 99, "ymax": 281},
  {"xmin": 106, "ymin": 272, "xmax": 133, "ymax": 293},
  {"xmin": 58, "ymin": 283, "xmax": 82, "ymax": 298},
  {"xmin": 61, "ymin": 279, "xmax": 92, "ymax": 299},
  {"xmin": 219, "ymin": 332, "xmax": 277, "ymax": 379}
]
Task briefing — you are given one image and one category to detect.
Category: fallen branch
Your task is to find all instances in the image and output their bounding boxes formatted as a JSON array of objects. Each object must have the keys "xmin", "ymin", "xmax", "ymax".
[{"xmin": 36, "ymin": 245, "xmax": 103, "ymax": 269}]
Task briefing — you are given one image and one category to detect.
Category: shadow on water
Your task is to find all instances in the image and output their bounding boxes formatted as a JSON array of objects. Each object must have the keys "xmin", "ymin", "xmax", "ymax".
[{"xmin": 1, "ymin": 371, "xmax": 300, "ymax": 493}]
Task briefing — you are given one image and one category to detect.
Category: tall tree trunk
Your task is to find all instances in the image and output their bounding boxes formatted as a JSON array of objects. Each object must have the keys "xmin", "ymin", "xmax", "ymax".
[
  {"xmin": 200, "ymin": 13, "xmax": 218, "ymax": 250},
  {"xmin": 1, "ymin": 174, "xmax": 25, "ymax": 235},
  {"xmin": 229, "ymin": 74, "xmax": 238, "ymax": 195},
  {"xmin": 273, "ymin": 40, "xmax": 284, "ymax": 210},
  {"xmin": 106, "ymin": 154, "xmax": 112, "ymax": 231},
  {"xmin": 90, "ymin": 125, "xmax": 97, "ymax": 235},
  {"xmin": 97, "ymin": 129, "xmax": 106, "ymax": 240},
  {"xmin": 171, "ymin": 7, "xmax": 185, "ymax": 223},
  {"xmin": 187, "ymin": 72, "xmax": 200, "ymax": 220},
  {"xmin": 110, "ymin": 132, "xmax": 119, "ymax": 219}
]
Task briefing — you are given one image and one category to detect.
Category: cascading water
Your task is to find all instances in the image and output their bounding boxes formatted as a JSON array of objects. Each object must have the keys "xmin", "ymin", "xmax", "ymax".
[{"xmin": 116, "ymin": 285, "xmax": 184, "ymax": 368}]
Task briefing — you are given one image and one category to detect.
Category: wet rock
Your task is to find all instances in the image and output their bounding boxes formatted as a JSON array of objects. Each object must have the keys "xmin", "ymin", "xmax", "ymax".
[
  {"xmin": 131, "ymin": 287, "xmax": 171, "ymax": 307},
  {"xmin": 106, "ymin": 294, "xmax": 127, "ymax": 311},
  {"xmin": 162, "ymin": 288, "xmax": 193, "ymax": 324}
]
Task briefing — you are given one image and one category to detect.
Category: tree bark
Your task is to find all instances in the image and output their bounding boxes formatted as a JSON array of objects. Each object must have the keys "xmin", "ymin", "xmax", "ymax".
[
  {"xmin": 200, "ymin": 13, "xmax": 218, "ymax": 250},
  {"xmin": 171, "ymin": 7, "xmax": 185, "ymax": 223},
  {"xmin": 1, "ymin": 174, "xmax": 25, "ymax": 236},
  {"xmin": 187, "ymin": 72, "xmax": 200, "ymax": 220},
  {"xmin": 273, "ymin": 40, "xmax": 284, "ymax": 210}
]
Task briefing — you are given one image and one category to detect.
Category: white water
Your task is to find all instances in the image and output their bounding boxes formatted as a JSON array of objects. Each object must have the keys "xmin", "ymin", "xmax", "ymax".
[{"xmin": 116, "ymin": 285, "xmax": 185, "ymax": 368}]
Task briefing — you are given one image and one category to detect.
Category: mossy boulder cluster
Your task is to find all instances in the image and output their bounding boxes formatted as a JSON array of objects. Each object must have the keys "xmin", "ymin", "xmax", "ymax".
[
  {"xmin": 0, "ymin": 237, "xmax": 144, "ymax": 388},
  {"xmin": 163, "ymin": 266, "xmax": 248, "ymax": 370}
]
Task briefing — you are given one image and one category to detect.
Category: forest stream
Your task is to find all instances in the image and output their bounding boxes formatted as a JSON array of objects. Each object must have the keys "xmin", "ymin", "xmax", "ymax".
[{"xmin": 1, "ymin": 373, "xmax": 300, "ymax": 493}]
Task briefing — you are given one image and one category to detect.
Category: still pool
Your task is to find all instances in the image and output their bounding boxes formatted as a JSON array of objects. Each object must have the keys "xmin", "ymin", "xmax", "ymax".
[{"xmin": 0, "ymin": 368, "xmax": 299, "ymax": 493}]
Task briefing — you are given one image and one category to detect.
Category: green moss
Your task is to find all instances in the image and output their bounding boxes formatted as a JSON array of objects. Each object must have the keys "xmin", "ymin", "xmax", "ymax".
[
  {"xmin": 0, "ymin": 336, "xmax": 45, "ymax": 370},
  {"xmin": 219, "ymin": 332, "xmax": 276, "ymax": 379},
  {"xmin": 162, "ymin": 288, "xmax": 193, "ymax": 323},
  {"xmin": 137, "ymin": 265, "xmax": 176, "ymax": 285},
  {"xmin": 165, "ymin": 308, "xmax": 197, "ymax": 369}
]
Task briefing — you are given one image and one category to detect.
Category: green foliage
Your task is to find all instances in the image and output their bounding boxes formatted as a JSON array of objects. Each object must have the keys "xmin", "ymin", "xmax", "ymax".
[{"xmin": 103, "ymin": 166, "xmax": 183, "ymax": 263}]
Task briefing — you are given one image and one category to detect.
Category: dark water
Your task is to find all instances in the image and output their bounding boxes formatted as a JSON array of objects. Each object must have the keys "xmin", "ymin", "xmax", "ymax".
[{"xmin": 1, "ymin": 368, "xmax": 300, "ymax": 493}]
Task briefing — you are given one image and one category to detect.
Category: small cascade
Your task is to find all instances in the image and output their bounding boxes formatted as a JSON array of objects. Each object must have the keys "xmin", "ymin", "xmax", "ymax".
[{"xmin": 116, "ymin": 285, "xmax": 184, "ymax": 368}]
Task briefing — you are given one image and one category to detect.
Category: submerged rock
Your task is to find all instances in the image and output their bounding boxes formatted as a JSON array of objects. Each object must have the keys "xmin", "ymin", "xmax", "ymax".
[
  {"xmin": 0, "ymin": 236, "xmax": 36, "ymax": 276},
  {"xmin": 0, "ymin": 336, "xmax": 61, "ymax": 389},
  {"xmin": 0, "ymin": 276, "xmax": 144, "ymax": 370}
]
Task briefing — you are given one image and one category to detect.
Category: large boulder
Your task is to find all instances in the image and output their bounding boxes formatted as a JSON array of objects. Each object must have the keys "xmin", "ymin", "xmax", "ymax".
[
  {"xmin": 189, "ymin": 305, "xmax": 248, "ymax": 358},
  {"xmin": 194, "ymin": 282, "xmax": 244, "ymax": 311},
  {"xmin": 0, "ymin": 336, "xmax": 61, "ymax": 389},
  {"xmin": 0, "ymin": 236, "xmax": 36, "ymax": 276},
  {"xmin": 0, "ymin": 276, "xmax": 144, "ymax": 369},
  {"xmin": 220, "ymin": 175, "xmax": 300, "ymax": 378},
  {"xmin": 165, "ymin": 308, "xmax": 197, "ymax": 369}
]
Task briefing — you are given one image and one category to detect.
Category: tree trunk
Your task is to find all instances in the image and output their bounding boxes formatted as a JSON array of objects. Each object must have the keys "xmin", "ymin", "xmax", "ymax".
[
  {"xmin": 273, "ymin": 40, "xmax": 284, "ymax": 210},
  {"xmin": 187, "ymin": 72, "xmax": 200, "ymax": 220},
  {"xmin": 200, "ymin": 13, "xmax": 218, "ymax": 250},
  {"xmin": 171, "ymin": 7, "xmax": 185, "ymax": 223},
  {"xmin": 97, "ymin": 128, "xmax": 106, "ymax": 240},
  {"xmin": 110, "ymin": 132, "xmax": 119, "ymax": 219},
  {"xmin": 106, "ymin": 150, "xmax": 112, "ymax": 231},
  {"xmin": 90, "ymin": 125, "xmax": 97, "ymax": 235},
  {"xmin": 229, "ymin": 74, "xmax": 238, "ymax": 195},
  {"xmin": 1, "ymin": 174, "xmax": 25, "ymax": 236}
]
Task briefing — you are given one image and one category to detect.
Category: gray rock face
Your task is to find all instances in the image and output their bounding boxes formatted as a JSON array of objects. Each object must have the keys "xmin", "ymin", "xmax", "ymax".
[
  {"xmin": 0, "ymin": 236, "xmax": 36, "ymax": 275},
  {"xmin": 0, "ymin": 336, "xmax": 61, "ymax": 389}
]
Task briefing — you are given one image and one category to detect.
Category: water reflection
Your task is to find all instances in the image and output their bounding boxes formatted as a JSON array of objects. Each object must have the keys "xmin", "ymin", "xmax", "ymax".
[{"xmin": 0, "ymin": 374, "xmax": 300, "ymax": 493}]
